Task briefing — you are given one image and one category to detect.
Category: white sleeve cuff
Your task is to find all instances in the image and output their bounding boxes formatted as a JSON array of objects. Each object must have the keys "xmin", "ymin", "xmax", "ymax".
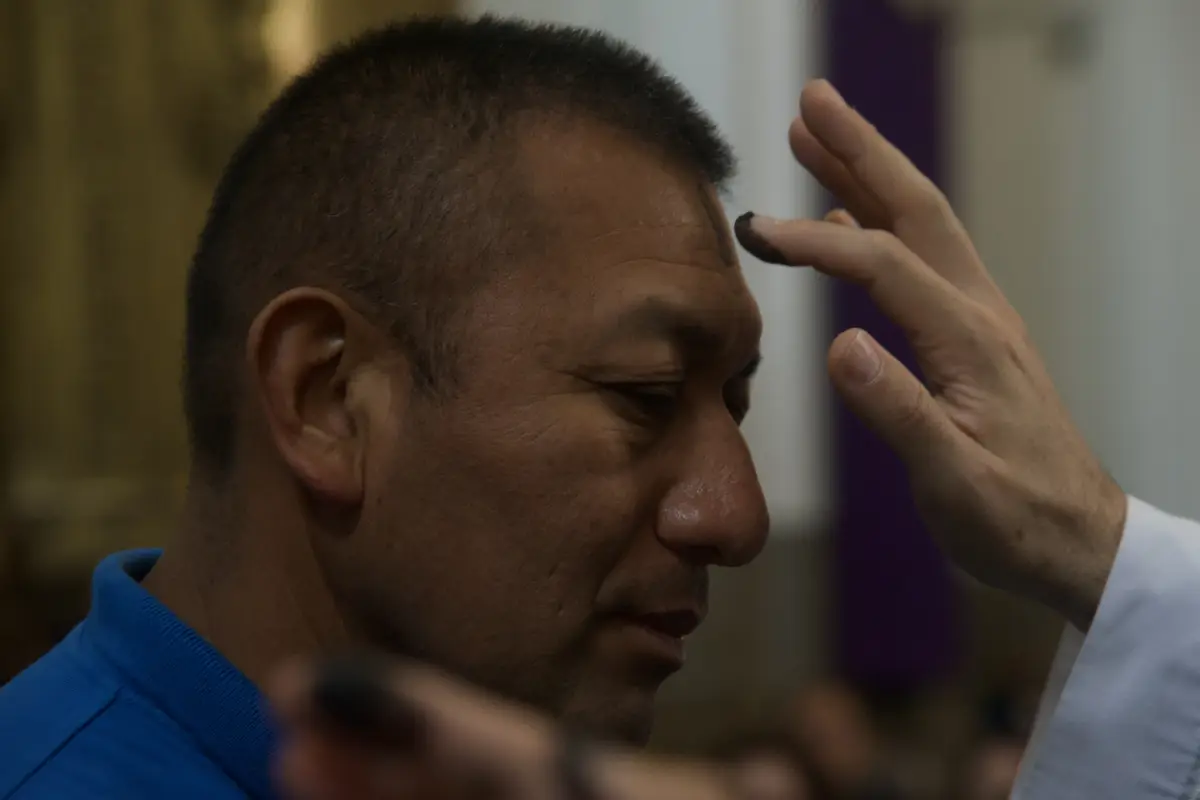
[{"xmin": 1015, "ymin": 497, "xmax": 1200, "ymax": 799}]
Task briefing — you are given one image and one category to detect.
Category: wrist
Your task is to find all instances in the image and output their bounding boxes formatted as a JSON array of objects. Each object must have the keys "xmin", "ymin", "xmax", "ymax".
[{"xmin": 1051, "ymin": 479, "xmax": 1127, "ymax": 631}]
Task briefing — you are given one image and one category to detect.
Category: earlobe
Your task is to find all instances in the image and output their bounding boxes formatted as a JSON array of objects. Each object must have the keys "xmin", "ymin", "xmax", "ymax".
[{"xmin": 247, "ymin": 288, "xmax": 375, "ymax": 506}]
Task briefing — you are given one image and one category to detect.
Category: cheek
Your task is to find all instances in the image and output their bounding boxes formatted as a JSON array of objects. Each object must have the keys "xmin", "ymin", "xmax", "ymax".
[
  {"xmin": 458, "ymin": 406, "xmax": 653, "ymax": 583},
  {"xmin": 370, "ymin": 399, "xmax": 654, "ymax": 617}
]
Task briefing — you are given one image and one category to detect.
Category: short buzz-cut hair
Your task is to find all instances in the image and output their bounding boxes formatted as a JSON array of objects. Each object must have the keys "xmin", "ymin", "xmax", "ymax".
[{"xmin": 183, "ymin": 14, "xmax": 737, "ymax": 475}]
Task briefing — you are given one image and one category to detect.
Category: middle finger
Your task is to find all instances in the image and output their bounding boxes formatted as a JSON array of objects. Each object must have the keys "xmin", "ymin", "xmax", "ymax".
[{"xmin": 796, "ymin": 82, "xmax": 995, "ymax": 296}]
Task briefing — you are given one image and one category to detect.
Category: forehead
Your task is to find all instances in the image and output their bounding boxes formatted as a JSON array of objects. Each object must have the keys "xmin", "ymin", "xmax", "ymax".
[
  {"xmin": 476, "ymin": 118, "xmax": 760, "ymax": 351},
  {"xmin": 517, "ymin": 117, "xmax": 737, "ymax": 268}
]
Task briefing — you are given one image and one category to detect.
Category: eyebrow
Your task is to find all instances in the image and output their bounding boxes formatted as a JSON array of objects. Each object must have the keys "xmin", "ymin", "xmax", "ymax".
[{"xmin": 602, "ymin": 297, "xmax": 762, "ymax": 377}]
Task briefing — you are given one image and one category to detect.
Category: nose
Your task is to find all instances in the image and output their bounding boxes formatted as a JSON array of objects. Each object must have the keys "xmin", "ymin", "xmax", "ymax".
[{"xmin": 656, "ymin": 424, "xmax": 770, "ymax": 567}]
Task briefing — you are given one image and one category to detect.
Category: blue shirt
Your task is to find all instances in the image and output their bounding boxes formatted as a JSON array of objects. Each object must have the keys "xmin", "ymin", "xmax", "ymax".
[{"xmin": 0, "ymin": 550, "xmax": 277, "ymax": 799}]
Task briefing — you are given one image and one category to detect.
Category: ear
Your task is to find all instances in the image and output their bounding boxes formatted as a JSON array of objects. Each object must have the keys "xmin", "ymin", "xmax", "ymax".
[{"xmin": 246, "ymin": 288, "xmax": 394, "ymax": 505}]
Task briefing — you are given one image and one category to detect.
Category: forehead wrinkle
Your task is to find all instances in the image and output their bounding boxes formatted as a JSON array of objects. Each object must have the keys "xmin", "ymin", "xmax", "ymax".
[
  {"xmin": 573, "ymin": 221, "xmax": 715, "ymax": 249},
  {"xmin": 603, "ymin": 256, "xmax": 729, "ymax": 272},
  {"xmin": 566, "ymin": 224, "xmax": 735, "ymax": 275},
  {"xmin": 696, "ymin": 186, "xmax": 737, "ymax": 268}
]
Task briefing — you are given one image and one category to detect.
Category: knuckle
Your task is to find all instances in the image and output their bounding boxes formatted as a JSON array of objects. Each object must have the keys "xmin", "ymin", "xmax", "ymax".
[
  {"xmin": 844, "ymin": 230, "xmax": 908, "ymax": 290},
  {"xmin": 861, "ymin": 229, "xmax": 927, "ymax": 292},
  {"xmin": 969, "ymin": 304, "xmax": 1028, "ymax": 364},
  {"xmin": 863, "ymin": 229, "xmax": 908, "ymax": 263},
  {"xmin": 892, "ymin": 379, "xmax": 934, "ymax": 431}
]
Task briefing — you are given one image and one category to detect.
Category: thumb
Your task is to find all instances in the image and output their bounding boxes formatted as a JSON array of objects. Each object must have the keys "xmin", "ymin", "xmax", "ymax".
[{"xmin": 829, "ymin": 328, "xmax": 957, "ymax": 462}]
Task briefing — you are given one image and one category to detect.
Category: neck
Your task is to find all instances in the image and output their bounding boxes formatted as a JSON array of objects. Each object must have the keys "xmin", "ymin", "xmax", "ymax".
[{"xmin": 142, "ymin": 472, "xmax": 351, "ymax": 689}]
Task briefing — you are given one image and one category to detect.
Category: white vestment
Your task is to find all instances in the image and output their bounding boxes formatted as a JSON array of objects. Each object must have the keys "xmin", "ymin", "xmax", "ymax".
[{"xmin": 1017, "ymin": 498, "xmax": 1200, "ymax": 798}]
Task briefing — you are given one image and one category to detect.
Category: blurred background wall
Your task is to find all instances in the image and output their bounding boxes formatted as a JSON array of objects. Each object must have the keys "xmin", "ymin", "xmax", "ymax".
[{"xmin": 3, "ymin": 0, "xmax": 1198, "ymax": 791}]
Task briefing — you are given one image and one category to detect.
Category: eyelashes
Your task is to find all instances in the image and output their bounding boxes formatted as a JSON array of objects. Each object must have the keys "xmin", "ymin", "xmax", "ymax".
[
  {"xmin": 606, "ymin": 382, "xmax": 682, "ymax": 425},
  {"xmin": 604, "ymin": 382, "xmax": 749, "ymax": 427}
]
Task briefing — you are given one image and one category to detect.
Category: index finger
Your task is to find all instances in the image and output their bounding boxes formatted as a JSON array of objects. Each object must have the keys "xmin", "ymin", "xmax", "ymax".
[{"xmin": 734, "ymin": 214, "xmax": 973, "ymax": 351}]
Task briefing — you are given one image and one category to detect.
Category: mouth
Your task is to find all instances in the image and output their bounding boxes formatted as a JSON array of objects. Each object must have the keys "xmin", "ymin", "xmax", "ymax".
[
  {"xmin": 636, "ymin": 609, "xmax": 702, "ymax": 639},
  {"xmin": 618, "ymin": 609, "xmax": 703, "ymax": 670}
]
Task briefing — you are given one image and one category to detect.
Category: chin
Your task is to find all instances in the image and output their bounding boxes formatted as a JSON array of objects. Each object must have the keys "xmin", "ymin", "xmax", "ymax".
[{"xmin": 561, "ymin": 689, "xmax": 658, "ymax": 746}]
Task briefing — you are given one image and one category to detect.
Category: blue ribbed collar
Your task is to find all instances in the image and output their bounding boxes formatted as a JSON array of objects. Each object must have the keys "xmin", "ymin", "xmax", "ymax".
[{"xmin": 83, "ymin": 549, "xmax": 277, "ymax": 799}]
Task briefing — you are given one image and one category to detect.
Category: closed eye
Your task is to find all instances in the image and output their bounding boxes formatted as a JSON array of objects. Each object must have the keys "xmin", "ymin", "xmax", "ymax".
[{"xmin": 605, "ymin": 382, "xmax": 683, "ymax": 425}]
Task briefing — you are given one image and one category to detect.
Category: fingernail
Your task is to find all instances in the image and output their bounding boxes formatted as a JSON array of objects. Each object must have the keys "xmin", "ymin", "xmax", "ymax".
[
  {"xmin": 733, "ymin": 212, "xmax": 788, "ymax": 265},
  {"xmin": 844, "ymin": 331, "xmax": 883, "ymax": 385},
  {"xmin": 311, "ymin": 656, "xmax": 425, "ymax": 749}
]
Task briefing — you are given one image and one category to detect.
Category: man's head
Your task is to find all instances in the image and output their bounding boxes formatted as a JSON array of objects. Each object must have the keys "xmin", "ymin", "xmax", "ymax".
[{"xmin": 183, "ymin": 16, "xmax": 769, "ymax": 743}]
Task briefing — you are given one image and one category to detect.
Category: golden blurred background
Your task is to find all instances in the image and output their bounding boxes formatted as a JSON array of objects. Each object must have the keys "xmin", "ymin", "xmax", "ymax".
[{"xmin": 0, "ymin": 0, "xmax": 451, "ymax": 679}]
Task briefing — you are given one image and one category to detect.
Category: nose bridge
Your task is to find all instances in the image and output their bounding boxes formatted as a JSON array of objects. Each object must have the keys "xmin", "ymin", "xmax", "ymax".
[{"xmin": 657, "ymin": 419, "xmax": 769, "ymax": 566}]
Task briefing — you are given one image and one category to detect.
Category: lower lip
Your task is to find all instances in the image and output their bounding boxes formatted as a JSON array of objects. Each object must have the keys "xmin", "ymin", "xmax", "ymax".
[{"xmin": 623, "ymin": 621, "xmax": 687, "ymax": 668}]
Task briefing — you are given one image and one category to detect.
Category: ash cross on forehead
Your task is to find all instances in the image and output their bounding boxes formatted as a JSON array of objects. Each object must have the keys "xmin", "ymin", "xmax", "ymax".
[{"xmin": 697, "ymin": 185, "xmax": 738, "ymax": 269}]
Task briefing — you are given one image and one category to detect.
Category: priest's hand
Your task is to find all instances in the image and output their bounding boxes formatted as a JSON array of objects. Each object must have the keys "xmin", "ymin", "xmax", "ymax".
[{"xmin": 735, "ymin": 80, "xmax": 1126, "ymax": 630}]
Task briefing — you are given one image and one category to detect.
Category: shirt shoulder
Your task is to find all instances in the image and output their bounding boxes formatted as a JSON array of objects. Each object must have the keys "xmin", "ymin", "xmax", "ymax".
[{"xmin": 0, "ymin": 629, "xmax": 247, "ymax": 800}]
